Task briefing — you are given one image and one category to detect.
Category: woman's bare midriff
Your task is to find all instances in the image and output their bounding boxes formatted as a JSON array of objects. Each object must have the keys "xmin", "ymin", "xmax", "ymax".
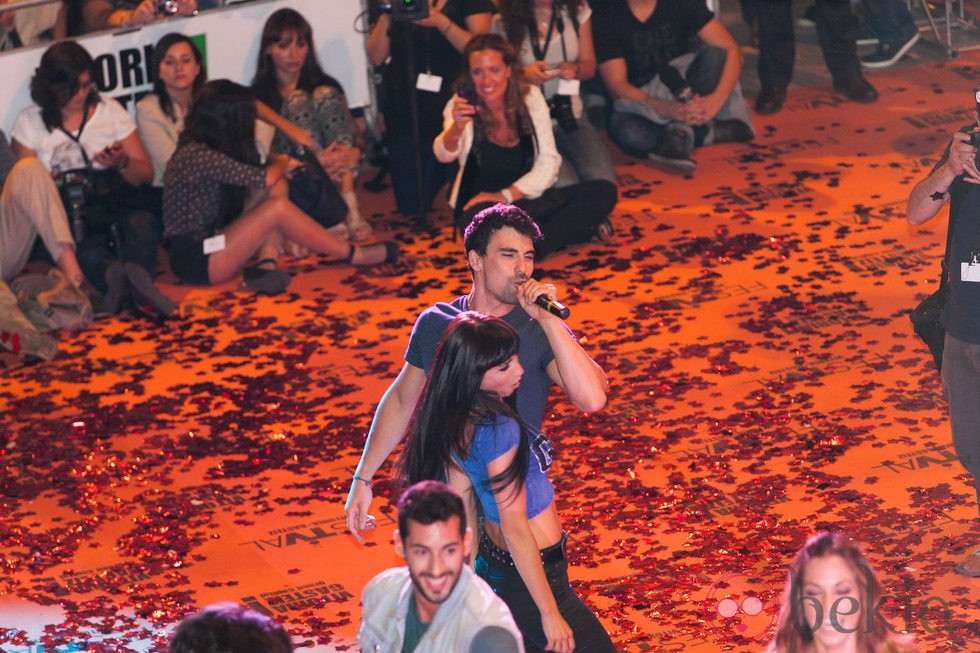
[{"xmin": 484, "ymin": 502, "xmax": 564, "ymax": 551}]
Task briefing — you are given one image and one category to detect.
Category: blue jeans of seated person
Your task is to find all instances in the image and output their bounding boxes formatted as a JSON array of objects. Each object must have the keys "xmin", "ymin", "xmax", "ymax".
[
  {"xmin": 607, "ymin": 46, "xmax": 755, "ymax": 157},
  {"xmin": 941, "ymin": 334, "xmax": 980, "ymax": 518},
  {"xmin": 554, "ymin": 114, "xmax": 617, "ymax": 187},
  {"xmin": 861, "ymin": 0, "xmax": 917, "ymax": 47},
  {"xmin": 475, "ymin": 535, "xmax": 616, "ymax": 653}
]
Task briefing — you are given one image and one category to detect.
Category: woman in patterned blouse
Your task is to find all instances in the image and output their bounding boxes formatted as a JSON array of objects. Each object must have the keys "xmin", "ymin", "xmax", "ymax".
[{"xmin": 162, "ymin": 80, "xmax": 399, "ymax": 295}]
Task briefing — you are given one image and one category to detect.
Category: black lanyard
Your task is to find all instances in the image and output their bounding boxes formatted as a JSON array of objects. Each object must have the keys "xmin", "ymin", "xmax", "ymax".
[
  {"xmin": 529, "ymin": 4, "xmax": 568, "ymax": 64},
  {"xmin": 57, "ymin": 104, "xmax": 94, "ymax": 168}
]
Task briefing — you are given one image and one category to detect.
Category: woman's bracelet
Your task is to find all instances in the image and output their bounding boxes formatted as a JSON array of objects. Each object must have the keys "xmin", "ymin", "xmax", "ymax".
[
  {"xmin": 441, "ymin": 19, "xmax": 453, "ymax": 35},
  {"xmin": 353, "ymin": 474, "xmax": 373, "ymax": 489}
]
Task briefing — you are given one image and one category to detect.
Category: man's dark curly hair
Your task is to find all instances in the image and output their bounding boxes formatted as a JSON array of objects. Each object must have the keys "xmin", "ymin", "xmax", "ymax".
[
  {"xmin": 463, "ymin": 203, "xmax": 542, "ymax": 259},
  {"xmin": 168, "ymin": 602, "xmax": 293, "ymax": 653}
]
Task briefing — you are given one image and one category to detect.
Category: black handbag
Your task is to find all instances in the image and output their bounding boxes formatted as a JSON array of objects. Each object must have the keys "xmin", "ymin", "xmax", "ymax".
[
  {"xmin": 287, "ymin": 147, "xmax": 348, "ymax": 229},
  {"xmin": 910, "ymin": 261, "xmax": 949, "ymax": 371},
  {"xmin": 910, "ymin": 195, "xmax": 961, "ymax": 372}
]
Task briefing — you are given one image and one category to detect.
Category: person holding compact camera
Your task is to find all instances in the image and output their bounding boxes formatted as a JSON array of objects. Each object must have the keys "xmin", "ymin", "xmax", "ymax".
[
  {"xmin": 495, "ymin": 0, "xmax": 616, "ymax": 196},
  {"xmin": 367, "ymin": 0, "xmax": 495, "ymax": 220},
  {"xmin": 907, "ymin": 103, "xmax": 980, "ymax": 579},
  {"xmin": 434, "ymin": 33, "xmax": 616, "ymax": 257},
  {"xmin": 78, "ymin": 0, "xmax": 196, "ymax": 32}
]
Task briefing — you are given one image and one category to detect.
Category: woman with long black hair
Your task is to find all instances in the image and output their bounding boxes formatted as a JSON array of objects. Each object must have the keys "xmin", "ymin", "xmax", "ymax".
[
  {"xmin": 162, "ymin": 80, "xmax": 398, "ymax": 295},
  {"xmin": 400, "ymin": 311, "xmax": 615, "ymax": 653},
  {"xmin": 137, "ymin": 33, "xmax": 205, "ymax": 189}
]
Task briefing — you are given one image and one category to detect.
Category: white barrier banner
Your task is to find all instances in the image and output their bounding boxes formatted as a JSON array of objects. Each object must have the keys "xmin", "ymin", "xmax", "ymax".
[{"xmin": 0, "ymin": 0, "xmax": 371, "ymax": 133}]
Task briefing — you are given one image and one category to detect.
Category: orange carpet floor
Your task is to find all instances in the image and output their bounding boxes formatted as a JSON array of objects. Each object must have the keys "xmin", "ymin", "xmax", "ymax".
[{"xmin": 2, "ymin": 54, "xmax": 979, "ymax": 652}]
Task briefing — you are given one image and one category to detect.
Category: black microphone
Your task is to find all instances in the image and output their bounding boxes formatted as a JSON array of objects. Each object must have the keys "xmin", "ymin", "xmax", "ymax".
[
  {"xmin": 535, "ymin": 294, "xmax": 570, "ymax": 319},
  {"xmin": 658, "ymin": 64, "xmax": 694, "ymax": 103}
]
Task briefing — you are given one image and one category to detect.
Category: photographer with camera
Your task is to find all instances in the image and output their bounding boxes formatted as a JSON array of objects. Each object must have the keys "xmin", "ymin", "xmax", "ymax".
[
  {"xmin": 434, "ymin": 33, "xmax": 616, "ymax": 257},
  {"xmin": 367, "ymin": 0, "xmax": 494, "ymax": 220},
  {"xmin": 495, "ymin": 0, "xmax": 615, "ymax": 201},
  {"xmin": 907, "ymin": 103, "xmax": 980, "ymax": 579},
  {"xmin": 12, "ymin": 40, "xmax": 174, "ymax": 318},
  {"xmin": 79, "ymin": 0, "xmax": 196, "ymax": 32}
]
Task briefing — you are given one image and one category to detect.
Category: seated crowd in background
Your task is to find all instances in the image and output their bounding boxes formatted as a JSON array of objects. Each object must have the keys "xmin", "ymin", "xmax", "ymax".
[
  {"xmin": 0, "ymin": 0, "xmax": 794, "ymax": 360},
  {"xmin": 0, "ymin": 1, "xmax": 625, "ymax": 361}
]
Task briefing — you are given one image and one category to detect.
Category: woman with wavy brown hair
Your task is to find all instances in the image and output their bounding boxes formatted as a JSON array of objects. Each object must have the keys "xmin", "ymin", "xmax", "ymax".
[
  {"xmin": 764, "ymin": 532, "xmax": 920, "ymax": 653},
  {"xmin": 434, "ymin": 33, "xmax": 616, "ymax": 258}
]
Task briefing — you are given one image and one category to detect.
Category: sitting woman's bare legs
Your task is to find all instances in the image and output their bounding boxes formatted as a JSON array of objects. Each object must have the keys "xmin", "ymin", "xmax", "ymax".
[
  {"xmin": 207, "ymin": 192, "xmax": 395, "ymax": 285},
  {"xmin": 341, "ymin": 172, "xmax": 372, "ymax": 242}
]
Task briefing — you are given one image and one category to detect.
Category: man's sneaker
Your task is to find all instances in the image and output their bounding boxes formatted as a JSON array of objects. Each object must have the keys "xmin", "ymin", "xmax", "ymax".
[
  {"xmin": 833, "ymin": 75, "xmax": 879, "ymax": 103},
  {"xmin": 648, "ymin": 128, "xmax": 696, "ymax": 174},
  {"xmin": 861, "ymin": 32, "xmax": 920, "ymax": 68},
  {"xmin": 955, "ymin": 548, "xmax": 980, "ymax": 577},
  {"xmin": 856, "ymin": 21, "xmax": 879, "ymax": 46},
  {"xmin": 710, "ymin": 119, "xmax": 755, "ymax": 144}
]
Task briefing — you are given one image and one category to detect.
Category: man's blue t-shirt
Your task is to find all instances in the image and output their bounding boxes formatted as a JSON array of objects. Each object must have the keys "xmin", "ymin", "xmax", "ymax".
[{"xmin": 405, "ymin": 297, "xmax": 563, "ymax": 430}]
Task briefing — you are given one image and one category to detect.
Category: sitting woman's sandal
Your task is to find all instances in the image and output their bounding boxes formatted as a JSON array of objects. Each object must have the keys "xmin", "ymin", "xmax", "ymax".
[
  {"xmin": 344, "ymin": 241, "xmax": 401, "ymax": 265},
  {"xmin": 243, "ymin": 258, "xmax": 291, "ymax": 295}
]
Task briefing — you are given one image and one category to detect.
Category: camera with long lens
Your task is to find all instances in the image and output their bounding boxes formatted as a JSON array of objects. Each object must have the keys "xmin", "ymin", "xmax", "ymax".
[
  {"xmin": 157, "ymin": 0, "xmax": 179, "ymax": 15},
  {"xmin": 549, "ymin": 94, "xmax": 577, "ymax": 132},
  {"xmin": 56, "ymin": 170, "xmax": 91, "ymax": 242},
  {"xmin": 379, "ymin": 0, "xmax": 430, "ymax": 21}
]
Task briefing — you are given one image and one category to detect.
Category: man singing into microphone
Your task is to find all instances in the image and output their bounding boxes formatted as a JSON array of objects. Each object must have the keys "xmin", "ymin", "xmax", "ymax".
[{"xmin": 345, "ymin": 203, "xmax": 608, "ymax": 540}]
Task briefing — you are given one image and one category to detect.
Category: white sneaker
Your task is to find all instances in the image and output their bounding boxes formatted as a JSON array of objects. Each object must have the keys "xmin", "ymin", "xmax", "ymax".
[{"xmin": 861, "ymin": 33, "xmax": 920, "ymax": 69}]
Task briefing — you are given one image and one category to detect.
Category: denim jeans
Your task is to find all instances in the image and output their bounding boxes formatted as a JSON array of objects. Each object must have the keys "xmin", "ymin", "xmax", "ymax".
[
  {"xmin": 475, "ymin": 533, "xmax": 616, "ymax": 653},
  {"xmin": 860, "ymin": 0, "xmax": 918, "ymax": 47},
  {"xmin": 607, "ymin": 46, "xmax": 754, "ymax": 158},
  {"xmin": 553, "ymin": 115, "xmax": 617, "ymax": 188},
  {"xmin": 941, "ymin": 334, "xmax": 980, "ymax": 518}
]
